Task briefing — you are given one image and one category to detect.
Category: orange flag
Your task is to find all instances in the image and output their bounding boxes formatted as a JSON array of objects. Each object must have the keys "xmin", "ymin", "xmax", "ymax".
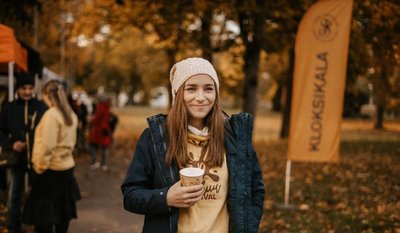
[
  {"xmin": 288, "ymin": 0, "xmax": 353, "ymax": 162},
  {"xmin": 0, "ymin": 24, "xmax": 28, "ymax": 72}
]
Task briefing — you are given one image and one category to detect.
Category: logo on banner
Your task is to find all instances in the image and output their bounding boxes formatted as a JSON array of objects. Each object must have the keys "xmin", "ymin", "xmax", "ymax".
[{"xmin": 313, "ymin": 14, "xmax": 338, "ymax": 42}]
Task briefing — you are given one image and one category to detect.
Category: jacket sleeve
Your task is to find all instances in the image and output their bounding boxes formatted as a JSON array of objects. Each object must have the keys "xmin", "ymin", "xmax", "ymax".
[
  {"xmin": 121, "ymin": 129, "xmax": 172, "ymax": 216},
  {"xmin": 249, "ymin": 144, "xmax": 265, "ymax": 231},
  {"xmin": 246, "ymin": 113, "xmax": 265, "ymax": 232},
  {"xmin": 32, "ymin": 112, "xmax": 58, "ymax": 174}
]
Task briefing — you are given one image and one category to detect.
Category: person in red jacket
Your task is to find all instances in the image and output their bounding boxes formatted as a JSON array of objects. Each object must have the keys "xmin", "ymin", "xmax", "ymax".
[{"xmin": 87, "ymin": 96, "xmax": 112, "ymax": 171}]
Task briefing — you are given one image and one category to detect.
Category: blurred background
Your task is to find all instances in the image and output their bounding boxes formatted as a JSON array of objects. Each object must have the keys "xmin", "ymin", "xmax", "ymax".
[{"xmin": 0, "ymin": 0, "xmax": 399, "ymax": 131}]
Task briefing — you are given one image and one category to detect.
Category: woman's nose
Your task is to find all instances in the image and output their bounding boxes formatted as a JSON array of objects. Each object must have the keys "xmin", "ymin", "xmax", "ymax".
[{"xmin": 195, "ymin": 90, "xmax": 206, "ymax": 101}]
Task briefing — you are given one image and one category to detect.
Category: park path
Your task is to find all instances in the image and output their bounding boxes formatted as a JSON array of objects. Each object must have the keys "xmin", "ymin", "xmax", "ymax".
[{"xmin": 68, "ymin": 151, "xmax": 144, "ymax": 233}]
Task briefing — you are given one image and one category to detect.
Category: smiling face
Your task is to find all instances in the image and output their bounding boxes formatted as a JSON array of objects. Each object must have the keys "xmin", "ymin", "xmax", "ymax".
[
  {"xmin": 17, "ymin": 85, "xmax": 34, "ymax": 101},
  {"xmin": 183, "ymin": 74, "xmax": 217, "ymax": 129}
]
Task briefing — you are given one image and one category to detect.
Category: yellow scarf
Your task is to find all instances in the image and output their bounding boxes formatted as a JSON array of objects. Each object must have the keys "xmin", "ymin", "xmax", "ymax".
[{"xmin": 187, "ymin": 131, "xmax": 209, "ymax": 147}]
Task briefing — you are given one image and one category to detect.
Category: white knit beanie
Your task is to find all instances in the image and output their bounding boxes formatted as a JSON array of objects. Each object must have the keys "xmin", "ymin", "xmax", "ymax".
[{"xmin": 169, "ymin": 57, "xmax": 219, "ymax": 102}]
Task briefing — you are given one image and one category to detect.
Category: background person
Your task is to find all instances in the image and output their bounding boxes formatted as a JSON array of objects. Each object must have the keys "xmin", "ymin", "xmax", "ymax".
[
  {"xmin": 22, "ymin": 80, "xmax": 81, "ymax": 233},
  {"xmin": 87, "ymin": 95, "xmax": 112, "ymax": 171},
  {"xmin": 121, "ymin": 57, "xmax": 265, "ymax": 233},
  {"xmin": 0, "ymin": 72, "xmax": 47, "ymax": 233},
  {"xmin": 68, "ymin": 94, "xmax": 89, "ymax": 154}
]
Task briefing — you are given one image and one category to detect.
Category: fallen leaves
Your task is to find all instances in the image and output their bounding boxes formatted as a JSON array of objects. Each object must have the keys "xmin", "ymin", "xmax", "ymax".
[{"xmin": 257, "ymin": 129, "xmax": 400, "ymax": 232}]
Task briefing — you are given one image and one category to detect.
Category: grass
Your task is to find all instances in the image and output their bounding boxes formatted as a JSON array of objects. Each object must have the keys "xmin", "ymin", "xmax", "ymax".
[{"xmin": 258, "ymin": 137, "xmax": 399, "ymax": 233}]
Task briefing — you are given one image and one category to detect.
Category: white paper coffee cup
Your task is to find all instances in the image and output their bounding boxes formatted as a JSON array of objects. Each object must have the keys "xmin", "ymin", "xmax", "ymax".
[{"xmin": 179, "ymin": 167, "xmax": 204, "ymax": 187}]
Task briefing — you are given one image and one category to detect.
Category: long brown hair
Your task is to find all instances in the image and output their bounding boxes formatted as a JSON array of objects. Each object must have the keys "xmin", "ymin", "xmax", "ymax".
[
  {"xmin": 42, "ymin": 80, "xmax": 74, "ymax": 126},
  {"xmin": 165, "ymin": 84, "xmax": 226, "ymax": 168}
]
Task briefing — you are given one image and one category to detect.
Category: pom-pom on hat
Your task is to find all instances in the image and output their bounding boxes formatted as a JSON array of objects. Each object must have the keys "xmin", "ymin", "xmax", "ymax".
[
  {"xmin": 15, "ymin": 72, "xmax": 35, "ymax": 89},
  {"xmin": 169, "ymin": 57, "xmax": 219, "ymax": 102}
]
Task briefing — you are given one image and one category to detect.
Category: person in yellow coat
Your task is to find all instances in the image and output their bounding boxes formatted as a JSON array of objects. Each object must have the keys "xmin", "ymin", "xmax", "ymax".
[{"xmin": 23, "ymin": 80, "xmax": 81, "ymax": 233}]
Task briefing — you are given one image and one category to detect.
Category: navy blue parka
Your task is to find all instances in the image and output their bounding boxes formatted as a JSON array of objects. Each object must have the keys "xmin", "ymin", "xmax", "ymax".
[{"xmin": 121, "ymin": 113, "xmax": 265, "ymax": 233}]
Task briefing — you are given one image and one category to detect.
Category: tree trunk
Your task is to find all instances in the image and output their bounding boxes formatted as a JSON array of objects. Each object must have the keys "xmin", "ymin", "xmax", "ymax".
[
  {"xmin": 280, "ymin": 47, "xmax": 295, "ymax": 138},
  {"xmin": 165, "ymin": 1, "xmax": 184, "ymax": 109},
  {"xmin": 373, "ymin": 53, "xmax": 390, "ymax": 129},
  {"xmin": 374, "ymin": 104, "xmax": 384, "ymax": 129},
  {"xmin": 238, "ymin": 0, "xmax": 266, "ymax": 115},
  {"xmin": 200, "ymin": 8, "xmax": 213, "ymax": 62},
  {"xmin": 242, "ymin": 45, "xmax": 260, "ymax": 115},
  {"xmin": 272, "ymin": 82, "xmax": 282, "ymax": 112},
  {"xmin": 374, "ymin": 66, "xmax": 388, "ymax": 129}
]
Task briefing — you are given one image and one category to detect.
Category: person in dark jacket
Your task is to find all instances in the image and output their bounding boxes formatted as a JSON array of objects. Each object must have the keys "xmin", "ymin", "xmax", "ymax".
[
  {"xmin": 121, "ymin": 57, "xmax": 265, "ymax": 233},
  {"xmin": 0, "ymin": 72, "xmax": 47, "ymax": 233}
]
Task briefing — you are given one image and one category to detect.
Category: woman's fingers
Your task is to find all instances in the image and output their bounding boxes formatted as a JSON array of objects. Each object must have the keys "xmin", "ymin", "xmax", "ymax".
[
  {"xmin": 182, "ymin": 184, "xmax": 203, "ymax": 194},
  {"xmin": 181, "ymin": 185, "xmax": 204, "ymax": 205},
  {"xmin": 167, "ymin": 181, "xmax": 205, "ymax": 208}
]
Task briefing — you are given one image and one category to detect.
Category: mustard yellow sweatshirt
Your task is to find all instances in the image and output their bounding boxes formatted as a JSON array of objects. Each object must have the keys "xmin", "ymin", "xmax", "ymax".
[
  {"xmin": 32, "ymin": 107, "xmax": 78, "ymax": 174},
  {"xmin": 178, "ymin": 131, "xmax": 229, "ymax": 233}
]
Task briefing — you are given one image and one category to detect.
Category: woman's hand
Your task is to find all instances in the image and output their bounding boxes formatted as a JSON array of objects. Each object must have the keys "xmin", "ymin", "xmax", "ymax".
[{"xmin": 166, "ymin": 181, "xmax": 204, "ymax": 208}]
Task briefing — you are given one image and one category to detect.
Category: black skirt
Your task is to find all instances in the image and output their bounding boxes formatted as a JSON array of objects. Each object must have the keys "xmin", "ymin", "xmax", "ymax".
[{"xmin": 23, "ymin": 168, "xmax": 81, "ymax": 226}]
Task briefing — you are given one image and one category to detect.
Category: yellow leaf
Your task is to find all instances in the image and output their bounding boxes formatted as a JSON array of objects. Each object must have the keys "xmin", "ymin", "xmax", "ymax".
[
  {"xmin": 299, "ymin": 203, "xmax": 310, "ymax": 210},
  {"xmin": 377, "ymin": 204, "xmax": 386, "ymax": 214},
  {"xmin": 335, "ymin": 202, "xmax": 347, "ymax": 210}
]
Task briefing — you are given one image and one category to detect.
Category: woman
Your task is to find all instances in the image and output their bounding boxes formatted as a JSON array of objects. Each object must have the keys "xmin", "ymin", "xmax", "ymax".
[
  {"xmin": 23, "ymin": 80, "xmax": 81, "ymax": 233},
  {"xmin": 87, "ymin": 95, "xmax": 112, "ymax": 171},
  {"xmin": 121, "ymin": 57, "xmax": 265, "ymax": 233}
]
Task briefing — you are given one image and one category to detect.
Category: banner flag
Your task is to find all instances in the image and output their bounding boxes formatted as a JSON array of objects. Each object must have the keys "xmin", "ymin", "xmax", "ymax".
[
  {"xmin": 0, "ymin": 24, "xmax": 28, "ymax": 72},
  {"xmin": 288, "ymin": 0, "xmax": 353, "ymax": 162}
]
